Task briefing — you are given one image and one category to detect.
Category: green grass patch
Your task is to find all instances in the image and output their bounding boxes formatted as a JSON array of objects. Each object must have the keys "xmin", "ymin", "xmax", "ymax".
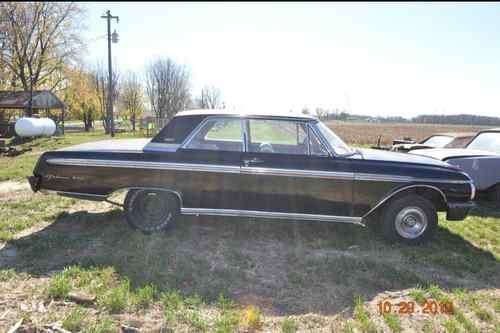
[
  {"xmin": 47, "ymin": 271, "xmax": 72, "ymax": 299},
  {"xmin": 383, "ymin": 313, "xmax": 402, "ymax": 332},
  {"xmin": 409, "ymin": 287, "xmax": 427, "ymax": 305},
  {"xmin": 281, "ymin": 318, "xmax": 298, "ymax": 333},
  {"xmin": 0, "ymin": 193, "xmax": 76, "ymax": 241},
  {"xmin": 133, "ymin": 284, "xmax": 157, "ymax": 308},
  {"xmin": 353, "ymin": 296, "xmax": 377, "ymax": 333},
  {"xmin": 454, "ymin": 309, "xmax": 480, "ymax": 333},
  {"xmin": 62, "ymin": 308, "xmax": 87, "ymax": 332},
  {"xmin": 0, "ymin": 268, "xmax": 18, "ymax": 281},
  {"xmin": 442, "ymin": 318, "xmax": 461, "ymax": 333},
  {"xmin": 97, "ymin": 279, "xmax": 131, "ymax": 313}
]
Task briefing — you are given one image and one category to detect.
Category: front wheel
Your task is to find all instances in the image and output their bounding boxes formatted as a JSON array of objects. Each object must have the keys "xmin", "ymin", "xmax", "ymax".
[
  {"xmin": 381, "ymin": 195, "xmax": 437, "ymax": 245},
  {"xmin": 124, "ymin": 189, "xmax": 179, "ymax": 233}
]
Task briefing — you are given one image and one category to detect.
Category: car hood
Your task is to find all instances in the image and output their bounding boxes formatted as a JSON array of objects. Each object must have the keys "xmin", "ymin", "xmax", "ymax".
[
  {"xmin": 59, "ymin": 138, "xmax": 152, "ymax": 152},
  {"xmin": 357, "ymin": 148, "xmax": 453, "ymax": 168},
  {"xmin": 409, "ymin": 148, "xmax": 496, "ymax": 161}
]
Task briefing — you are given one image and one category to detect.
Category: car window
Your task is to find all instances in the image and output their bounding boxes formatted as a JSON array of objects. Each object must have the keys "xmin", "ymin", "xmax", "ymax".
[
  {"xmin": 314, "ymin": 121, "xmax": 352, "ymax": 155},
  {"xmin": 445, "ymin": 137, "xmax": 471, "ymax": 148},
  {"xmin": 421, "ymin": 135, "xmax": 453, "ymax": 147},
  {"xmin": 152, "ymin": 115, "xmax": 206, "ymax": 143},
  {"xmin": 466, "ymin": 132, "xmax": 500, "ymax": 154},
  {"xmin": 248, "ymin": 119, "xmax": 308, "ymax": 155},
  {"xmin": 309, "ymin": 128, "xmax": 329, "ymax": 156},
  {"xmin": 183, "ymin": 118, "xmax": 243, "ymax": 152}
]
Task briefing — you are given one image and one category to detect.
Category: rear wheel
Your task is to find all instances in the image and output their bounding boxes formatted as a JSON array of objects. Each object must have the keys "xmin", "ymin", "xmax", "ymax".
[
  {"xmin": 124, "ymin": 189, "xmax": 179, "ymax": 233},
  {"xmin": 381, "ymin": 195, "xmax": 437, "ymax": 245}
]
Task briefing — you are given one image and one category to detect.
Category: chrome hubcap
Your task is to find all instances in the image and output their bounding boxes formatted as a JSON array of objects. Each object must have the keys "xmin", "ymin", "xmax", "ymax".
[{"xmin": 395, "ymin": 206, "xmax": 428, "ymax": 239}]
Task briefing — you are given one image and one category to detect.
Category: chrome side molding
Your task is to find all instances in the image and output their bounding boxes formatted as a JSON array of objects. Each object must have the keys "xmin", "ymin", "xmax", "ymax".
[{"xmin": 181, "ymin": 207, "xmax": 365, "ymax": 226}]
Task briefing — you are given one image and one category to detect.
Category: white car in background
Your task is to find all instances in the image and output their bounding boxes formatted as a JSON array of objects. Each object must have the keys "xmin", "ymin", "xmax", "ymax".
[{"xmin": 411, "ymin": 128, "xmax": 500, "ymax": 202}]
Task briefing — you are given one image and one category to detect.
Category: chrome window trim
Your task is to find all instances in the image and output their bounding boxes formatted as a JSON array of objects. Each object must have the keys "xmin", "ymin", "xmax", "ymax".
[
  {"xmin": 180, "ymin": 116, "xmax": 245, "ymax": 152},
  {"xmin": 245, "ymin": 118, "xmax": 310, "ymax": 156},
  {"xmin": 308, "ymin": 122, "xmax": 336, "ymax": 157},
  {"xmin": 181, "ymin": 208, "xmax": 364, "ymax": 225},
  {"xmin": 306, "ymin": 123, "xmax": 330, "ymax": 157},
  {"xmin": 362, "ymin": 184, "xmax": 448, "ymax": 219}
]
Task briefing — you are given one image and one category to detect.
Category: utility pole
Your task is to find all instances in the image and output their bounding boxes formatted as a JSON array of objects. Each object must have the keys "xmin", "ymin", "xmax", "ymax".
[{"xmin": 101, "ymin": 10, "xmax": 119, "ymax": 137}]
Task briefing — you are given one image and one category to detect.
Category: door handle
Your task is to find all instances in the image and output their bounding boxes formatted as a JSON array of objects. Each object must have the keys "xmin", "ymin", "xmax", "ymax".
[{"xmin": 243, "ymin": 158, "xmax": 264, "ymax": 166}]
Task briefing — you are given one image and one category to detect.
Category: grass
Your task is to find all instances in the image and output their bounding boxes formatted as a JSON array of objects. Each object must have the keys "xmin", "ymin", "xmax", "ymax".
[
  {"xmin": 97, "ymin": 279, "xmax": 131, "ymax": 313},
  {"xmin": 383, "ymin": 313, "xmax": 402, "ymax": 332},
  {"xmin": 353, "ymin": 296, "xmax": 377, "ymax": 333},
  {"xmin": 47, "ymin": 271, "xmax": 72, "ymax": 299},
  {"xmin": 240, "ymin": 305, "xmax": 262, "ymax": 331},
  {"xmin": 0, "ymin": 268, "xmax": 18, "ymax": 281},
  {"xmin": 0, "ymin": 193, "xmax": 76, "ymax": 241},
  {"xmin": 62, "ymin": 308, "xmax": 87, "ymax": 332},
  {"xmin": 442, "ymin": 318, "xmax": 461, "ymax": 333},
  {"xmin": 281, "ymin": 318, "xmax": 298, "ymax": 333}
]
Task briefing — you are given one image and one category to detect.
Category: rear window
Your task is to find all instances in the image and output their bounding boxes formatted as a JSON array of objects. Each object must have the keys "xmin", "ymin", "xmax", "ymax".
[{"xmin": 151, "ymin": 115, "xmax": 206, "ymax": 144}]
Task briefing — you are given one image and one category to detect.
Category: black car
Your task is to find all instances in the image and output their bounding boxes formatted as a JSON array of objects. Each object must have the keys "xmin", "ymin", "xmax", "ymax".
[{"xmin": 28, "ymin": 110, "xmax": 475, "ymax": 244}]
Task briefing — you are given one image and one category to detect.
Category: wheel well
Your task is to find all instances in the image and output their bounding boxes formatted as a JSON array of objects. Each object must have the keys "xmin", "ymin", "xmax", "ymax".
[
  {"xmin": 109, "ymin": 187, "xmax": 183, "ymax": 208},
  {"xmin": 364, "ymin": 186, "xmax": 447, "ymax": 221}
]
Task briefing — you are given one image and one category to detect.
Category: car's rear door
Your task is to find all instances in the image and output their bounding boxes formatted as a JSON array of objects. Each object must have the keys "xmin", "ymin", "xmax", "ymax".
[{"xmin": 239, "ymin": 118, "xmax": 354, "ymax": 216}]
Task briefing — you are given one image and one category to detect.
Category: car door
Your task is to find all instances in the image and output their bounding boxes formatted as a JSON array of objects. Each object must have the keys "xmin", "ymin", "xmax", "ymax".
[
  {"xmin": 174, "ymin": 116, "xmax": 244, "ymax": 210},
  {"xmin": 239, "ymin": 118, "xmax": 354, "ymax": 216}
]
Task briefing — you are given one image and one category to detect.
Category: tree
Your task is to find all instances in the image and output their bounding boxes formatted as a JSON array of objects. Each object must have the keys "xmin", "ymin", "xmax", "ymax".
[
  {"xmin": 91, "ymin": 61, "xmax": 119, "ymax": 133},
  {"xmin": 62, "ymin": 66, "xmax": 99, "ymax": 131},
  {"xmin": 120, "ymin": 71, "xmax": 144, "ymax": 131},
  {"xmin": 0, "ymin": 2, "xmax": 85, "ymax": 115},
  {"xmin": 145, "ymin": 57, "xmax": 190, "ymax": 120},
  {"xmin": 196, "ymin": 85, "xmax": 222, "ymax": 109}
]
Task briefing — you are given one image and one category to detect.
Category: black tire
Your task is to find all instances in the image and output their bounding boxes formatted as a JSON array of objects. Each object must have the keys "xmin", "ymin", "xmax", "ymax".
[
  {"xmin": 124, "ymin": 189, "xmax": 179, "ymax": 233},
  {"xmin": 488, "ymin": 184, "xmax": 500, "ymax": 204},
  {"xmin": 381, "ymin": 195, "xmax": 437, "ymax": 245}
]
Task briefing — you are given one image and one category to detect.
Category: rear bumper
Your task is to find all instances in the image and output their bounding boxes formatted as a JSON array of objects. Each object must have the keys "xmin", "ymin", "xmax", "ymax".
[
  {"xmin": 447, "ymin": 201, "xmax": 475, "ymax": 221},
  {"xmin": 27, "ymin": 175, "xmax": 41, "ymax": 192}
]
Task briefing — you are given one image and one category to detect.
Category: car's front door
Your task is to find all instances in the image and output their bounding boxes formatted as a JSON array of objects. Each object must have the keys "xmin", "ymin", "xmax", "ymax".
[
  {"xmin": 174, "ymin": 116, "xmax": 244, "ymax": 210},
  {"xmin": 239, "ymin": 118, "xmax": 354, "ymax": 216}
]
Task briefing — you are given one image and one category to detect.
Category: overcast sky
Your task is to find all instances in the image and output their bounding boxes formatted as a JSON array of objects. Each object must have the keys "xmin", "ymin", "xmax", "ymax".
[{"xmin": 83, "ymin": 2, "xmax": 500, "ymax": 118}]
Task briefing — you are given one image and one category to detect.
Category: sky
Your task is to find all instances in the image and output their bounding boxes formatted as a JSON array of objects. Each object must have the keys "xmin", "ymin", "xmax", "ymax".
[{"xmin": 82, "ymin": 2, "xmax": 500, "ymax": 118}]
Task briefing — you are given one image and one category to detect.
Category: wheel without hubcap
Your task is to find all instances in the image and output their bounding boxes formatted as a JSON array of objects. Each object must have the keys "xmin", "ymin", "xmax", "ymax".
[{"xmin": 124, "ymin": 189, "xmax": 179, "ymax": 233}]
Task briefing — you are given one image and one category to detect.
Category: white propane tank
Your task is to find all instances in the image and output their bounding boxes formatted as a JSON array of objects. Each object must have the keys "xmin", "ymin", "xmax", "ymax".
[{"xmin": 14, "ymin": 117, "xmax": 56, "ymax": 137}]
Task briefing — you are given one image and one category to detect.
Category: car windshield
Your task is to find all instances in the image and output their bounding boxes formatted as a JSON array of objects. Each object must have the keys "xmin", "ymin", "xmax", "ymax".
[
  {"xmin": 466, "ymin": 132, "xmax": 500, "ymax": 154},
  {"xmin": 421, "ymin": 135, "xmax": 453, "ymax": 147},
  {"xmin": 315, "ymin": 121, "xmax": 353, "ymax": 155}
]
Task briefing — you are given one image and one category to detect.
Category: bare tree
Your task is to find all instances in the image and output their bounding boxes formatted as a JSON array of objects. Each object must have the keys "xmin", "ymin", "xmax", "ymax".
[
  {"xmin": 0, "ymin": 2, "xmax": 85, "ymax": 115},
  {"xmin": 145, "ymin": 57, "xmax": 190, "ymax": 120},
  {"xmin": 91, "ymin": 61, "xmax": 119, "ymax": 133},
  {"xmin": 196, "ymin": 85, "xmax": 222, "ymax": 109},
  {"xmin": 121, "ymin": 71, "xmax": 144, "ymax": 131}
]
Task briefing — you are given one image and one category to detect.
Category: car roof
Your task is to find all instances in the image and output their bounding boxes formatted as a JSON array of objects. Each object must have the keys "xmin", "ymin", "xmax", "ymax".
[
  {"xmin": 175, "ymin": 109, "xmax": 318, "ymax": 120},
  {"xmin": 430, "ymin": 132, "xmax": 476, "ymax": 138},
  {"xmin": 478, "ymin": 128, "xmax": 500, "ymax": 133}
]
